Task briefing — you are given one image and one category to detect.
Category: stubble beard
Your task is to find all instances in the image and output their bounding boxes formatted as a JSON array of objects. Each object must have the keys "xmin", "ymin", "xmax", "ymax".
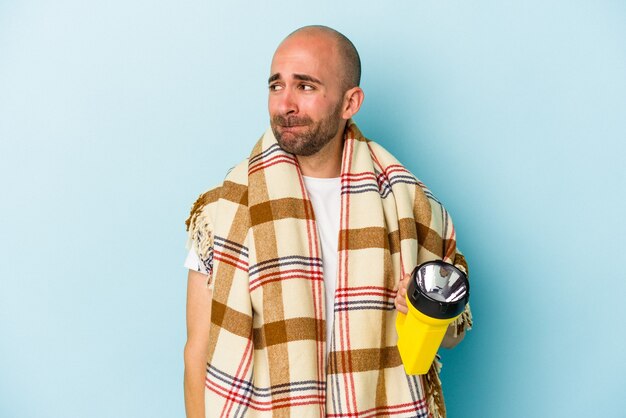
[{"xmin": 271, "ymin": 103, "xmax": 343, "ymax": 157}]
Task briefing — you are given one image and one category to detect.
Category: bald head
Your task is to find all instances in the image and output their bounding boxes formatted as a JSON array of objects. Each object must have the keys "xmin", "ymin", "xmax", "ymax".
[
  {"xmin": 281, "ymin": 25, "xmax": 361, "ymax": 91},
  {"xmin": 268, "ymin": 25, "xmax": 365, "ymax": 163}
]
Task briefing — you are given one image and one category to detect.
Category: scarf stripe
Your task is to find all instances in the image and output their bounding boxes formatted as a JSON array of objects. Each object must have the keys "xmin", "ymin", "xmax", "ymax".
[
  {"xmin": 338, "ymin": 130, "xmax": 359, "ymax": 414},
  {"xmin": 249, "ymin": 256, "xmax": 323, "ymax": 276},
  {"xmin": 303, "ymin": 170, "xmax": 327, "ymax": 417},
  {"xmin": 214, "ymin": 236, "xmax": 249, "ymax": 257}
]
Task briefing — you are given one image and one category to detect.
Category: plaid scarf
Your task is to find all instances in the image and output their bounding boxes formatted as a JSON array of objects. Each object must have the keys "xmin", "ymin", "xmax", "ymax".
[{"xmin": 186, "ymin": 121, "xmax": 472, "ymax": 418}]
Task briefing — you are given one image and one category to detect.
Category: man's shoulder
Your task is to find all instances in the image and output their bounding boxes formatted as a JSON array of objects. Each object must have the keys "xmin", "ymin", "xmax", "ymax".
[
  {"xmin": 362, "ymin": 135, "xmax": 446, "ymax": 209},
  {"xmin": 363, "ymin": 139, "xmax": 402, "ymax": 166},
  {"xmin": 196, "ymin": 158, "xmax": 249, "ymax": 195},
  {"xmin": 185, "ymin": 158, "xmax": 249, "ymax": 231},
  {"xmin": 362, "ymin": 138, "xmax": 413, "ymax": 179},
  {"xmin": 223, "ymin": 158, "xmax": 249, "ymax": 185}
]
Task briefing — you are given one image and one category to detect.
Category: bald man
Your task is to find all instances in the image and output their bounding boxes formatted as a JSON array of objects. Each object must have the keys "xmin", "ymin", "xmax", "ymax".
[{"xmin": 184, "ymin": 26, "xmax": 470, "ymax": 418}]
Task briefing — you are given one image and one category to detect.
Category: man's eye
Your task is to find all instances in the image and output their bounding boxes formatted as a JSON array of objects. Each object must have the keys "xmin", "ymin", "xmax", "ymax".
[
  {"xmin": 269, "ymin": 84, "xmax": 283, "ymax": 91},
  {"xmin": 300, "ymin": 84, "xmax": 314, "ymax": 91}
]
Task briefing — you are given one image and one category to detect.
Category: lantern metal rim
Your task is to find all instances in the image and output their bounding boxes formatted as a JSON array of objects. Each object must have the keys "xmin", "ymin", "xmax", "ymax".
[{"xmin": 407, "ymin": 260, "xmax": 470, "ymax": 320}]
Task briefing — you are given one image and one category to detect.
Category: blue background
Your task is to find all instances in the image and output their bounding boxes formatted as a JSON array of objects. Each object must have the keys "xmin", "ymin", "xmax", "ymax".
[{"xmin": 1, "ymin": 1, "xmax": 625, "ymax": 417}]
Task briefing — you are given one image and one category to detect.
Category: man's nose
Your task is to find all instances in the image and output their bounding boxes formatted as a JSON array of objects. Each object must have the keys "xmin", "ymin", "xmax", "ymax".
[{"xmin": 276, "ymin": 88, "xmax": 298, "ymax": 115}]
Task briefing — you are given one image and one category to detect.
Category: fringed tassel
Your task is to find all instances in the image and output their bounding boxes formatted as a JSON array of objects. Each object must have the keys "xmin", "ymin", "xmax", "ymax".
[
  {"xmin": 190, "ymin": 210, "xmax": 214, "ymax": 288},
  {"xmin": 424, "ymin": 356, "xmax": 446, "ymax": 418},
  {"xmin": 450, "ymin": 303, "xmax": 473, "ymax": 337},
  {"xmin": 190, "ymin": 210, "xmax": 214, "ymax": 262},
  {"xmin": 185, "ymin": 192, "xmax": 216, "ymax": 287}
]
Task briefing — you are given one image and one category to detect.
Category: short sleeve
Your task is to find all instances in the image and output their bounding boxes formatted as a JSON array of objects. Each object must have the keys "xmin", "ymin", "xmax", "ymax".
[
  {"xmin": 186, "ymin": 188, "xmax": 218, "ymax": 287},
  {"xmin": 184, "ymin": 248, "xmax": 210, "ymax": 275}
]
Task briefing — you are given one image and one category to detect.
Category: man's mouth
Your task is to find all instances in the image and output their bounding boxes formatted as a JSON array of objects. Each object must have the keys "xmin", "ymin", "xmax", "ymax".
[{"xmin": 273, "ymin": 115, "xmax": 312, "ymax": 128}]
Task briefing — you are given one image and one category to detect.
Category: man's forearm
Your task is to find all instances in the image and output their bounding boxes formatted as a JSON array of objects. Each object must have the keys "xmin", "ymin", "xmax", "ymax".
[
  {"xmin": 440, "ymin": 324, "xmax": 465, "ymax": 349},
  {"xmin": 184, "ymin": 344, "xmax": 206, "ymax": 418},
  {"xmin": 184, "ymin": 270, "xmax": 213, "ymax": 417}
]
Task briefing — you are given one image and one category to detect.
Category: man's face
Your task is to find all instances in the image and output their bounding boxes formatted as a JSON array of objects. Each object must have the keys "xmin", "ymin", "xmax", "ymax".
[{"xmin": 268, "ymin": 33, "xmax": 346, "ymax": 156}]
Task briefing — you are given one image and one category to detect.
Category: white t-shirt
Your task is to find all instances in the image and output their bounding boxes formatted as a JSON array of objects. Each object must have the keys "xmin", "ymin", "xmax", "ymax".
[
  {"xmin": 185, "ymin": 176, "xmax": 341, "ymax": 354},
  {"xmin": 302, "ymin": 176, "xmax": 341, "ymax": 351}
]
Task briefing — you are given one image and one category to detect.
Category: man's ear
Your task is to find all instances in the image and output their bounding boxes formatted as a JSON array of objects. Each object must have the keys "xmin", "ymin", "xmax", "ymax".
[{"xmin": 342, "ymin": 87, "xmax": 365, "ymax": 120}]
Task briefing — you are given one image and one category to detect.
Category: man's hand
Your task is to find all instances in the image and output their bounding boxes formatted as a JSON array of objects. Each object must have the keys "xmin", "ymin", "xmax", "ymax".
[
  {"xmin": 393, "ymin": 272, "xmax": 412, "ymax": 314},
  {"xmin": 393, "ymin": 272, "xmax": 465, "ymax": 349}
]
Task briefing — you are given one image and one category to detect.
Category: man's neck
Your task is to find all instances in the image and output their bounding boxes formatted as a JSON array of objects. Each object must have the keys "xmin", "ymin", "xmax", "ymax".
[{"xmin": 296, "ymin": 132, "xmax": 344, "ymax": 178}]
